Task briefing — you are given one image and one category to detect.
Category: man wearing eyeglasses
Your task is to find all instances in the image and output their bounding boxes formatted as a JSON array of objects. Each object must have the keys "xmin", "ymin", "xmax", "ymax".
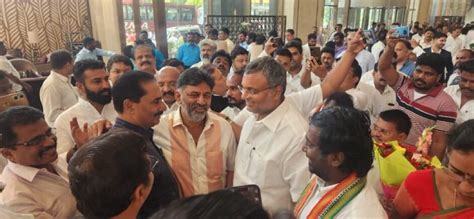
[
  {"xmin": 232, "ymin": 31, "xmax": 366, "ymax": 216},
  {"xmin": 0, "ymin": 106, "xmax": 78, "ymax": 218}
]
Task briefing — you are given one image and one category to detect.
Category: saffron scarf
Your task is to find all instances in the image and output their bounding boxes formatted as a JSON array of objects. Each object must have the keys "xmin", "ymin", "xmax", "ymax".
[{"xmin": 294, "ymin": 173, "xmax": 366, "ymax": 218}]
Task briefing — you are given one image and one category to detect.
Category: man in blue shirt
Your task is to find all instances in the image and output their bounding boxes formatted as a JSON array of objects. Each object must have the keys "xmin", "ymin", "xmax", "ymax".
[
  {"xmin": 177, "ymin": 32, "xmax": 201, "ymax": 68},
  {"xmin": 75, "ymin": 37, "xmax": 115, "ymax": 62}
]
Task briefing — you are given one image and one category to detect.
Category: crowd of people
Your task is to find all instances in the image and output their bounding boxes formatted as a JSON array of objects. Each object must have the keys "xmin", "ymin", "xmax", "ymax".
[{"xmin": 0, "ymin": 19, "xmax": 473, "ymax": 219}]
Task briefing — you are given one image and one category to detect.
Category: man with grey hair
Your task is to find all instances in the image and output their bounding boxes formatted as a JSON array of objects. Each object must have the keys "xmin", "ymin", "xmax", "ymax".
[
  {"xmin": 134, "ymin": 44, "xmax": 157, "ymax": 75},
  {"xmin": 233, "ymin": 31, "xmax": 366, "ymax": 216},
  {"xmin": 153, "ymin": 67, "xmax": 237, "ymax": 197},
  {"xmin": 191, "ymin": 39, "xmax": 217, "ymax": 68}
]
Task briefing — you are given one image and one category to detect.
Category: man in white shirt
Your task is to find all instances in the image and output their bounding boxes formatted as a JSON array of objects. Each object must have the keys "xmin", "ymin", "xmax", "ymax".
[
  {"xmin": 233, "ymin": 34, "xmax": 365, "ymax": 215},
  {"xmin": 55, "ymin": 60, "xmax": 117, "ymax": 155},
  {"xmin": 302, "ymin": 33, "xmax": 321, "ymax": 62},
  {"xmin": 447, "ymin": 49, "xmax": 474, "ymax": 86},
  {"xmin": 0, "ymin": 42, "xmax": 30, "ymax": 92},
  {"xmin": 218, "ymin": 28, "xmax": 235, "ymax": 53},
  {"xmin": 154, "ymin": 68, "xmax": 237, "ymax": 197},
  {"xmin": 296, "ymin": 107, "xmax": 387, "ymax": 218},
  {"xmin": 367, "ymin": 65, "xmax": 397, "ymax": 108},
  {"xmin": 349, "ymin": 35, "xmax": 375, "ymax": 73},
  {"xmin": 0, "ymin": 106, "xmax": 77, "ymax": 218},
  {"xmin": 222, "ymin": 70, "xmax": 245, "ymax": 119},
  {"xmin": 284, "ymin": 41, "xmax": 321, "ymax": 94},
  {"xmin": 445, "ymin": 26, "xmax": 465, "ymax": 57},
  {"xmin": 75, "ymin": 37, "xmax": 115, "ymax": 62},
  {"xmin": 40, "ymin": 50, "xmax": 78, "ymax": 127},
  {"xmin": 191, "ymin": 39, "xmax": 217, "ymax": 68},
  {"xmin": 156, "ymin": 66, "xmax": 180, "ymax": 114},
  {"xmin": 444, "ymin": 59, "xmax": 474, "ymax": 125},
  {"xmin": 134, "ymin": 45, "xmax": 157, "ymax": 75},
  {"xmin": 371, "ymin": 31, "xmax": 387, "ymax": 63},
  {"xmin": 418, "ymin": 28, "xmax": 435, "ymax": 49}
]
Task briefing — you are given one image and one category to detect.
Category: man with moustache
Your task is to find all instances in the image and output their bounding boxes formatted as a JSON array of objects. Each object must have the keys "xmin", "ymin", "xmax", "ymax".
[
  {"xmin": 444, "ymin": 59, "xmax": 474, "ymax": 125},
  {"xmin": 0, "ymin": 106, "xmax": 78, "ymax": 218},
  {"xmin": 211, "ymin": 50, "xmax": 232, "ymax": 77},
  {"xmin": 66, "ymin": 71, "xmax": 181, "ymax": 218},
  {"xmin": 156, "ymin": 66, "xmax": 180, "ymax": 114},
  {"xmin": 54, "ymin": 60, "xmax": 117, "ymax": 155},
  {"xmin": 153, "ymin": 68, "xmax": 237, "ymax": 197},
  {"xmin": 191, "ymin": 39, "xmax": 217, "ymax": 68},
  {"xmin": 221, "ymin": 69, "xmax": 246, "ymax": 119},
  {"xmin": 447, "ymin": 49, "xmax": 474, "ymax": 85},
  {"xmin": 134, "ymin": 44, "xmax": 157, "ymax": 75},
  {"xmin": 379, "ymin": 35, "xmax": 458, "ymax": 161}
]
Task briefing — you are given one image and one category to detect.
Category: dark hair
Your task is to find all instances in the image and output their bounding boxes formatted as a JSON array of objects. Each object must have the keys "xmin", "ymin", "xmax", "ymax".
[
  {"xmin": 351, "ymin": 60, "xmax": 362, "ymax": 81},
  {"xmin": 69, "ymin": 131, "xmax": 150, "ymax": 218},
  {"xmin": 112, "ymin": 71, "xmax": 156, "ymax": 113},
  {"xmin": 268, "ymin": 30, "xmax": 278, "ymax": 38},
  {"xmin": 83, "ymin": 37, "xmax": 95, "ymax": 46},
  {"xmin": 378, "ymin": 109, "xmax": 412, "ymax": 135},
  {"xmin": 50, "ymin": 50, "xmax": 73, "ymax": 70},
  {"xmin": 424, "ymin": 27, "xmax": 436, "ymax": 34},
  {"xmin": 151, "ymin": 190, "xmax": 269, "ymax": 219},
  {"xmin": 238, "ymin": 31, "xmax": 247, "ymax": 36},
  {"xmin": 293, "ymin": 38, "xmax": 302, "ymax": 44},
  {"xmin": 247, "ymin": 32, "xmax": 257, "ymax": 43},
  {"xmin": 334, "ymin": 32, "xmax": 345, "ymax": 40},
  {"xmin": 255, "ymin": 34, "xmax": 266, "ymax": 45},
  {"xmin": 140, "ymin": 30, "xmax": 148, "ymax": 35},
  {"xmin": 324, "ymin": 92, "xmax": 354, "ymax": 108},
  {"xmin": 397, "ymin": 39, "xmax": 413, "ymax": 50},
  {"xmin": 162, "ymin": 58, "xmax": 185, "ymax": 69},
  {"xmin": 123, "ymin": 45, "xmax": 134, "ymax": 60},
  {"xmin": 246, "ymin": 56, "xmax": 286, "ymax": 99},
  {"xmin": 310, "ymin": 107, "xmax": 373, "ymax": 177},
  {"xmin": 230, "ymin": 46, "xmax": 249, "ymax": 60},
  {"xmin": 458, "ymin": 59, "xmax": 474, "ymax": 73},
  {"xmin": 106, "ymin": 54, "xmax": 133, "ymax": 72},
  {"xmin": 0, "ymin": 106, "xmax": 44, "ymax": 149},
  {"xmin": 284, "ymin": 40, "xmax": 303, "ymax": 54},
  {"xmin": 274, "ymin": 48, "xmax": 292, "ymax": 60},
  {"xmin": 210, "ymin": 50, "xmax": 232, "ymax": 67},
  {"xmin": 433, "ymin": 31, "xmax": 448, "ymax": 39},
  {"xmin": 73, "ymin": 59, "xmax": 105, "ymax": 83},
  {"xmin": 219, "ymin": 27, "xmax": 230, "ymax": 35},
  {"xmin": 416, "ymin": 53, "xmax": 445, "ymax": 75},
  {"xmin": 321, "ymin": 47, "xmax": 335, "ymax": 58},
  {"xmin": 447, "ymin": 119, "xmax": 474, "ymax": 153},
  {"xmin": 325, "ymin": 41, "xmax": 336, "ymax": 49},
  {"xmin": 458, "ymin": 49, "xmax": 474, "ymax": 59},
  {"xmin": 286, "ymin": 29, "xmax": 295, "ymax": 35},
  {"xmin": 307, "ymin": 33, "xmax": 317, "ymax": 40},
  {"xmin": 377, "ymin": 30, "xmax": 387, "ymax": 41},
  {"xmin": 178, "ymin": 67, "xmax": 215, "ymax": 90},
  {"xmin": 208, "ymin": 29, "xmax": 218, "ymax": 37}
]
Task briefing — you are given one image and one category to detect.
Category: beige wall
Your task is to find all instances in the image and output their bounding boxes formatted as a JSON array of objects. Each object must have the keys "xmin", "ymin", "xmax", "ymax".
[
  {"xmin": 293, "ymin": 0, "xmax": 320, "ymax": 42},
  {"xmin": 88, "ymin": 0, "xmax": 122, "ymax": 54}
]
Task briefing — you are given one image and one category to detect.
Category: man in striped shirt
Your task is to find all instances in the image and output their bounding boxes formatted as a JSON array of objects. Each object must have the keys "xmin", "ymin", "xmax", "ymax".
[
  {"xmin": 153, "ymin": 68, "xmax": 237, "ymax": 197},
  {"xmin": 378, "ymin": 33, "xmax": 457, "ymax": 160}
]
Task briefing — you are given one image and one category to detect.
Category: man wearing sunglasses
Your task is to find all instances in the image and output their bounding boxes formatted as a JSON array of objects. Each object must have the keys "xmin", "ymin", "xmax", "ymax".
[{"xmin": 0, "ymin": 106, "xmax": 78, "ymax": 218}]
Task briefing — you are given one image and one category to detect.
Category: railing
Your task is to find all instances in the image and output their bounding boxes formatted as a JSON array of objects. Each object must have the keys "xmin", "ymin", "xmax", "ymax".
[{"xmin": 207, "ymin": 15, "xmax": 286, "ymax": 42}]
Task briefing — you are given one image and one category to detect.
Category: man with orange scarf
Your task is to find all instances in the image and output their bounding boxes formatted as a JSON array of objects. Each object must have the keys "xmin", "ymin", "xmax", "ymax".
[{"xmin": 296, "ymin": 107, "xmax": 387, "ymax": 218}]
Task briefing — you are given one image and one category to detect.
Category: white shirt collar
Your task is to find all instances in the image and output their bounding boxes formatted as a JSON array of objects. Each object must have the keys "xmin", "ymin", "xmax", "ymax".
[
  {"xmin": 5, "ymin": 159, "xmax": 65, "ymax": 183},
  {"xmin": 255, "ymin": 99, "xmax": 289, "ymax": 133}
]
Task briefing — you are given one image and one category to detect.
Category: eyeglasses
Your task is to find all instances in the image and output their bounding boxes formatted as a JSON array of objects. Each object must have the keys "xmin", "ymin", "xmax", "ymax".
[
  {"xmin": 238, "ymin": 85, "xmax": 276, "ymax": 95},
  {"xmin": 12, "ymin": 128, "xmax": 56, "ymax": 147},
  {"xmin": 445, "ymin": 163, "xmax": 474, "ymax": 185}
]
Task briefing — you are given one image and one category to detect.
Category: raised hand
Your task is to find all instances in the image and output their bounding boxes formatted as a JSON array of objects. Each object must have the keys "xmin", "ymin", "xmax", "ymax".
[
  {"xmin": 264, "ymin": 36, "xmax": 277, "ymax": 55},
  {"xmin": 70, "ymin": 117, "xmax": 90, "ymax": 148},
  {"xmin": 385, "ymin": 29, "xmax": 399, "ymax": 49},
  {"xmin": 346, "ymin": 29, "xmax": 365, "ymax": 54},
  {"xmin": 306, "ymin": 57, "xmax": 327, "ymax": 79}
]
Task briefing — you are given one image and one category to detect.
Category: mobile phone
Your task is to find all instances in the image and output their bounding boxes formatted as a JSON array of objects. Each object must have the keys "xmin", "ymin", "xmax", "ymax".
[
  {"xmin": 391, "ymin": 26, "xmax": 409, "ymax": 39},
  {"xmin": 225, "ymin": 184, "xmax": 262, "ymax": 206},
  {"xmin": 310, "ymin": 47, "xmax": 321, "ymax": 64}
]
